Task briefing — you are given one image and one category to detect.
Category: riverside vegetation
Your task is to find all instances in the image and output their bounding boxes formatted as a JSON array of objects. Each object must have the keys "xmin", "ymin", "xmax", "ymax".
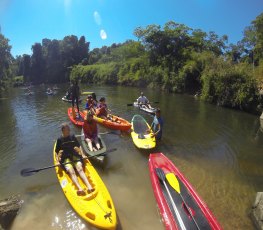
[{"xmin": 1, "ymin": 12, "xmax": 263, "ymax": 113}]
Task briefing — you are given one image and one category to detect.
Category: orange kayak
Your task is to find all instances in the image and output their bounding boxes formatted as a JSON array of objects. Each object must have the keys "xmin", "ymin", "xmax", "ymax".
[
  {"xmin": 93, "ymin": 114, "xmax": 131, "ymax": 131},
  {"xmin": 68, "ymin": 107, "xmax": 85, "ymax": 127}
]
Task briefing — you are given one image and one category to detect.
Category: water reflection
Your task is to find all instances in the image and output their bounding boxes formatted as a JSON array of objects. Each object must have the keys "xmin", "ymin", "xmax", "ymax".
[{"xmin": 51, "ymin": 210, "xmax": 86, "ymax": 230}]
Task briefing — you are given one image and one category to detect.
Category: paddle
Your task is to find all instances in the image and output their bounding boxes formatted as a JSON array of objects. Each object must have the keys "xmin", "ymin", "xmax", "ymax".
[
  {"xmin": 155, "ymin": 168, "xmax": 187, "ymax": 230},
  {"xmin": 166, "ymin": 173, "xmax": 201, "ymax": 230},
  {"xmin": 20, "ymin": 148, "xmax": 117, "ymax": 177},
  {"xmin": 75, "ymin": 131, "xmax": 120, "ymax": 138},
  {"xmin": 127, "ymin": 102, "xmax": 159, "ymax": 106}
]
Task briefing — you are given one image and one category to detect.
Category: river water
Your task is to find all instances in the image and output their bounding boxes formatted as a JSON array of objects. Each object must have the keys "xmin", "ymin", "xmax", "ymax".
[{"xmin": 0, "ymin": 85, "xmax": 262, "ymax": 230}]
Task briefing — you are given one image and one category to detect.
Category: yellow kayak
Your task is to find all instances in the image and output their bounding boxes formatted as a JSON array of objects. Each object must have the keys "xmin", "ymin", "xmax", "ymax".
[
  {"xmin": 53, "ymin": 143, "xmax": 117, "ymax": 229},
  {"xmin": 131, "ymin": 115, "xmax": 156, "ymax": 149}
]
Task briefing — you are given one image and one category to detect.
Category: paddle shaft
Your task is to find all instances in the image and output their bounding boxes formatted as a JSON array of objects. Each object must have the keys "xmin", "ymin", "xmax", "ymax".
[
  {"xmin": 178, "ymin": 191, "xmax": 201, "ymax": 230},
  {"xmin": 75, "ymin": 131, "xmax": 118, "ymax": 137},
  {"xmin": 163, "ymin": 180, "xmax": 187, "ymax": 230},
  {"xmin": 127, "ymin": 101, "xmax": 159, "ymax": 106},
  {"xmin": 166, "ymin": 173, "xmax": 201, "ymax": 230},
  {"xmin": 156, "ymin": 168, "xmax": 186, "ymax": 230},
  {"xmin": 21, "ymin": 148, "xmax": 116, "ymax": 176}
]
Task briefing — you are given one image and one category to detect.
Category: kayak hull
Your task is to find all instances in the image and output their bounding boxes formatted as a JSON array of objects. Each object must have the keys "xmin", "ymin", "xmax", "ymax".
[
  {"xmin": 81, "ymin": 129, "xmax": 106, "ymax": 163},
  {"xmin": 93, "ymin": 115, "xmax": 131, "ymax": 131},
  {"xmin": 62, "ymin": 96, "xmax": 82, "ymax": 103},
  {"xmin": 133, "ymin": 102, "xmax": 156, "ymax": 115},
  {"xmin": 68, "ymin": 108, "xmax": 85, "ymax": 127},
  {"xmin": 131, "ymin": 115, "xmax": 156, "ymax": 149},
  {"xmin": 149, "ymin": 153, "xmax": 222, "ymax": 230},
  {"xmin": 53, "ymin": 143, "xmax": 117, "ymax": 229}
]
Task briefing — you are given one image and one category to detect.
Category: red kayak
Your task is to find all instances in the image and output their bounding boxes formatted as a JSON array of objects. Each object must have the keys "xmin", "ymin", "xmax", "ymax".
[
  {"xmin": 67, "ymin": 107, "xmax": 85, "ymax": 127},
  {"xmin": 149, "ymin": 153, "xmax": 221, "ymax": 230}
]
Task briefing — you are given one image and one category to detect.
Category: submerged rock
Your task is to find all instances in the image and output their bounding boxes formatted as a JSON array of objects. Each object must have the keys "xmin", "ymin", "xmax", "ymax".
[
  {"xmin": 0, "ymin": 195, "xmax": 22, "ymax": 230},
  {"xmin": 252, "ymin": 192, "xmax": 263, "ymax": 230}
]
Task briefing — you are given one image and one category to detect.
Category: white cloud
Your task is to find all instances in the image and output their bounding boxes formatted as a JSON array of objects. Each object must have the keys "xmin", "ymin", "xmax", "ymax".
[
  {"xmin": 100, "ymin": 29, "xmax": 107, "ymax": 40},
  {"xmin": 93, "ymin": 11, "xmax": 102, "ymax": 25}
]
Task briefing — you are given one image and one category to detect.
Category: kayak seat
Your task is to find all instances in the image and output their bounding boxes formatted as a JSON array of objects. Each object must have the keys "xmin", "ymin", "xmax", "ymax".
[{"xmin": 84, "ymin": 189, "xmax": 98, "ymax": 200}]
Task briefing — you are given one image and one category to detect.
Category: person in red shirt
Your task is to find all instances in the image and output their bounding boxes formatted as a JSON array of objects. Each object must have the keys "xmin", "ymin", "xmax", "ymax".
[{"xmin": 83, "ymin": 112, "xmax": 101, "ymax": 151}]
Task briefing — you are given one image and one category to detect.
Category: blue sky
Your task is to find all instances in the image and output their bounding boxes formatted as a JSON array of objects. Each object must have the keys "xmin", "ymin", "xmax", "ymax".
[{"xmin": 0, "ymin": 0, "xmax": 263, "ymax": 56}]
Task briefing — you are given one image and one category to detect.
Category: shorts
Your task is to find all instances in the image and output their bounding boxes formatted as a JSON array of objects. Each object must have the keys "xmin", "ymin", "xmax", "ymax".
[{"xmin": 64, "ymin": 156, "xmax": 82, "ymax": 171}]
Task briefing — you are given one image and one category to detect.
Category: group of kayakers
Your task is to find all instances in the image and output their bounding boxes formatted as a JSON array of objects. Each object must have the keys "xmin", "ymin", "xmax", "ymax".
[{"xmin": 56, "ymin": 81, "xmax": 163, "ymax": 196}]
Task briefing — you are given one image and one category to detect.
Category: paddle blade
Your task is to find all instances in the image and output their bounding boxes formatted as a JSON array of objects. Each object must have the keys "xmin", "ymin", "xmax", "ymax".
[
  {"xmin": 20, "ymin": 168, "xmax": 38, "ymax": 177},
  {"xmin": 154, "ymin": 102, "xmax": 159, "ymax": 104},
  {"xmin": 127, "ymin": 104, "xmax": 133, "ymax": 106},
  {"xmin": 155, "ymin": 168, "xmax": 166, "ymax": 183},
  {"xmin": 166, "ymin": 173, "xmax": 180, "ymax": 194}
]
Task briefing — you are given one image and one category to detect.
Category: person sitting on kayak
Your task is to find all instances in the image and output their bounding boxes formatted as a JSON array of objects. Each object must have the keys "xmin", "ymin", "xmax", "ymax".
[
  {"xmin": 96, "ymin": 97, "xmax": 109, "ymax": 119},
  {"xmin": 150, "ymin": 108, "xmax": 163, "ymax": 140},
  {"xmin": 137, "ymin": 92, "xmax": 153, "ymax": 109},
  {"xmin": 83, "ymin": 112, "xmax": 101, "ymax": 152},
  {"xmin": 96, "ymin": 97, "xmax": 120, "ymax": 123},
  {"xmin": 55, "ymin": 123, "xmax": 94, "ymax": 195},
  {"xmin": 85, "ymin": 95, "xmax": 96, "ymax": 114}
]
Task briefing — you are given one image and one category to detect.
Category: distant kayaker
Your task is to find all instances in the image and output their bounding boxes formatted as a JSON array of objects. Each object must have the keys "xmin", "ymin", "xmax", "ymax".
[
  {"xmin": 83, "ymin": 112, "xmax": 101, "ymax": 152},
  {"xmin": 150, "ymin": 108, "xmax": 163, "ymax": 140},
  {"xmin": 137, "ymin": 92, "xmax": 152, "ymax": 109},
  {"xmin": 70, "ymin": 81, "xmax": 81, "ymax": 117},
  {"xmin": 55, "ymin": 123, "xmax": 94, "ymax": 195}
]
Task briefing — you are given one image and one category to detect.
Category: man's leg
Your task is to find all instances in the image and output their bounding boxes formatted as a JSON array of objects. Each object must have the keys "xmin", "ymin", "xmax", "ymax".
[
  {"xmin": 76, "ymin": 97, "xmax": 80, "ymax": 114},
  {"xmin": 66, "ymin": 165, "xmax": 85, "ymax": 195},
  {"xmin": 75, "ymin": 162, "xmax": 94, "ymax": 193}
]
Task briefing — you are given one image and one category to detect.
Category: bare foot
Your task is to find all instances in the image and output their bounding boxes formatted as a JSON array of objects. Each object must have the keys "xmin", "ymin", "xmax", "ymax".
[
  {"xmin": 77, "ymin": 189, "xmax": 86, "ymax": 196},
  {"xmin": 88, "ymin": 188, "xmax": 95, "ymax": 193}
]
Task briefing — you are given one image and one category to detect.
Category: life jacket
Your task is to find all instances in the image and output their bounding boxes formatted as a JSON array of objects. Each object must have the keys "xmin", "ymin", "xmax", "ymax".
[
  {"xmin": 96, "ymin": 103, "xmax": 107, "ymax": 117},
  {"xmin": 56, "ymin": 135, "xmax": 81, "ymax": 163}
]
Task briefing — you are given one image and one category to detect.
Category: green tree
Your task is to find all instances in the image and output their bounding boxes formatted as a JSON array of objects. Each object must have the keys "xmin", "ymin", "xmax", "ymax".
[
  {"xmin": 31, "ymin": 43, "xmax": 45, "ymax": 84},
  {"xmin": 0, "ymin": 34, "xmax": 12, "ymax": 89}
]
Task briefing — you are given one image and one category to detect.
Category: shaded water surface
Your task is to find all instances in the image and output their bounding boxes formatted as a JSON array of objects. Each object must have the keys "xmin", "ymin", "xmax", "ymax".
[{"xmin": 0, "ymin": 85, "xmax": 262, "ymax": 230}]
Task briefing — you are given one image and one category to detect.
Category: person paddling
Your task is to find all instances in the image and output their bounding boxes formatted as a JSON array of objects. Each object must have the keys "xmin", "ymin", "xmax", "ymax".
[
  {"xmin": 83, "ymin": 112, "xmax": 101, "ymax": 152},
  {"xmin": 70, "ymin": 81, "xmax": 81, "ymax": 118},
  {"xmin": 96, "ymin": 97, "xmax": 120, "ymax": 123},
  {"xmin": 96, "ymin": 97, "xmax": 109, "ymax": 119},
  {"xmin": 55, "ymin": 123, "xmax": 94, "ymax": 195},
  {"xmin": 85, "ymin": 95, "xmax": 96, "ymax": 114},
  {"xmin": 150, "ymin": 108, "xmax": 163, "ymax": 140},
  {"xmin": 137, "ymin": 92, "xmax": 152, "ymax": 109}
]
